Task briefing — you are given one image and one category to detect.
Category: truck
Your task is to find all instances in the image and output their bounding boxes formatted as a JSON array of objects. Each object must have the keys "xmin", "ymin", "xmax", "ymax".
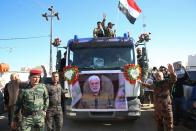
[{"xmin": 56, "ymin": 35, "xmax": 149, "ymax": 121}]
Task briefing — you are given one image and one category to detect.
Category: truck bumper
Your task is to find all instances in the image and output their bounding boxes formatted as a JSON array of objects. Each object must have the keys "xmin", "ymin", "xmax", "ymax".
[{"xmin": 65, "ymin": 110, "xmax": 141, "ymax": 121}]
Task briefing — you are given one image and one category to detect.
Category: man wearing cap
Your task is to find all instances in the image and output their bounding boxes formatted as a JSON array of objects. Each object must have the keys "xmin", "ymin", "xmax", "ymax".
[{"xmin": 11, "ymin": 69, "xmax": 49, "ymax": 131}]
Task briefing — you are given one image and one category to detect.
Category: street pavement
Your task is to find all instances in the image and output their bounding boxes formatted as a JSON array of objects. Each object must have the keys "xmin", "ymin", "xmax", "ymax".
[{"xmin": 0, "ymin": 104, "xmax": 194, "ymax": 131}]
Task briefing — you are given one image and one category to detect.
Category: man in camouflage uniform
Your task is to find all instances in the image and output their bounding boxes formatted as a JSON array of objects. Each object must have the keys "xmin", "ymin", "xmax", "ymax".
[
  {"xmin": 137, "ymin": 48, "xmax": 148, "ymax": 81},
  {"xmin": 137, "ymin": 48, "xmax": 148, "ymax": 104},
  {"xmin": 102, "ymin": 14, "xmax": 115, "ymax": 37},
  {"xmin": 46, "ymin": 72, "xmax": 66, "ymax": 131},
  {"xmin": 93, "ymin": 21, "xmax": 104, "ymax": 38},
  {"xmin": 141, "ymin": 64, "xmax": 177, "ymax": 131},
  {"xmin": 11, "ymin": 69, "xmax": 49, "ymax": 131}
]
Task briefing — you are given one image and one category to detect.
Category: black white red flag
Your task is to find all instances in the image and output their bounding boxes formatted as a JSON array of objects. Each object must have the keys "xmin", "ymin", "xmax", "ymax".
[{"xmin": 118, "ymin": 0, "xmax": 142, "ymax": 24}]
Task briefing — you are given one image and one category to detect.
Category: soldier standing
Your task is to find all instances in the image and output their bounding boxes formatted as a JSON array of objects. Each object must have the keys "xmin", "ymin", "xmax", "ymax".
[
  {"xmin": 102, "ymin": 14, "xmax": 115, "ymax": 37},
  {"xmin": 93, "ymin": 21, "xmax": 104, "ymax": 38},
  {"xmin": 11, "ymin": 69, "xmax": 49, "ymax": 131},
  {"xmin": 140, "ymin": 64, "xmax": 177, "ymax": 131},
  {"xmin": 46, "ymin": 72, "xmax": 66, "ymax": 131},
  {"xmin": 137, "ymin": 48, "xmax": 148, "ymax": 81},
  {"xmin": 137, "ymin": 48, "xmax": 148, "ymax": 105}
]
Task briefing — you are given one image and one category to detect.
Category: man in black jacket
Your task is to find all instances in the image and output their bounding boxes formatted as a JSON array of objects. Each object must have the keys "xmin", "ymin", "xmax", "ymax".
[{"xmin": 172, "ymin": 65, "xmax": 189, "ymax": 126}]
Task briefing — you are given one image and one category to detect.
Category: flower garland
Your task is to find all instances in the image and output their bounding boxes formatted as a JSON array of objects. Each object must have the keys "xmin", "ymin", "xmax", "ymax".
[
  {"xmin": 52, "ymin": 38, "xmax": 61, "ymax": 47},
  {"xmin": 124, "ymin": 64, "xmax": 142, "ymax": 84},
  {"xmin": 63, "ymin": 65, "xmax": 79, "ymax": 85},
  {"xmin": 137, "ymin": 32, "xmax": 151, "ymax": 43}
]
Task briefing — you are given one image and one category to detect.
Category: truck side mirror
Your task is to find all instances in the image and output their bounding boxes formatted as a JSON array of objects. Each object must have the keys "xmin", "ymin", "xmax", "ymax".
[
  {"xmin": 142, "ymin": 47, "xmax": 148, "ymax": 61},
  {"xmin": 56, "ymin": 50, "xmax": 62, "ymax": 71},
  {"xmin": 142, "ymin": 47, "xmax": 149, "ymax": 69}
]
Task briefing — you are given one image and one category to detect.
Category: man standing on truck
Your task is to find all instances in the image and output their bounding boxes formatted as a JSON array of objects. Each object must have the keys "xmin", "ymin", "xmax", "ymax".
[
  {"xmin": 137, "ymin": 48, "xmax": 148, "ymax": 81},
  {"xmin": 59, "ymin": 51, "xmax": 67, "ymax": 114},
  {"xmin": 102, "ymin": 14, "xmax": 116, "ymax": 37},
  {"xmin": 59, "ymin": 51, "xmax": 66, "ymax": 73},
  {"xmin": 93, "ymin": 21, "xmax": 104, "ymax": 38},
  {"xmin": 137, "ymin": 48, "xmax": 148, "ymax": 105}
]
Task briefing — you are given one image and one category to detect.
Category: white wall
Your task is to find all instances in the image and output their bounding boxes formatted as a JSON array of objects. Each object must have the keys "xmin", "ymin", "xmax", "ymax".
[
  {"xmin": 188, "ymin": 54, "xmax": 196, "ymax": 67},
  {"xmin": 0, "ymin": 72, "xmax": 29, "ymax": 90}
]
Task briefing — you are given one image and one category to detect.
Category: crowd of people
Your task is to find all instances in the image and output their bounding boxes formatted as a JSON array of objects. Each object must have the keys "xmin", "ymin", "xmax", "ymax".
[
  {"xmin": 136, "ymin": 48, "xmax": 196, "ymax": 131},
  {"xmin": 0, "ymin": 51, "xmax": 195, "ymax": 131},
  {"xmin": 2, "ymin": 70, "xmax": 66, "ymax": 131}
]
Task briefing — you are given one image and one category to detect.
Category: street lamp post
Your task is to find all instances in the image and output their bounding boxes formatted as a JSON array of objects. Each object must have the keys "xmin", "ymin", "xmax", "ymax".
[{"xmin": 42, "ymin": 6, "xmax": 59, "ymax": 75}]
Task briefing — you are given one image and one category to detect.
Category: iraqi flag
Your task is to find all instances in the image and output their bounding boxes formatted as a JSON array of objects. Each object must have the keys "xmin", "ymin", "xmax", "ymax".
[{"xmin": 118, "ymin": 0, "xmax": 141, "ymax": 24}]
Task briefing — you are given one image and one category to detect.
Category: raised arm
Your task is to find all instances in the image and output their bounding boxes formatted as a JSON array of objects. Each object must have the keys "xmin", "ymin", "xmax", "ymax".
[
  {"xmin": 101, "ymin": 13, "xmax": 106, "ymax": 29},
  {"xmin": 139, "ymin": 80, "xmax": 154, "ymax": 90},
  {"xmin": 142, "ymin": 83, "xmax": 153, "ymax": 90},
  {"xmin": 167, "ymin": 64, "xmax": 177, "ymax": 86},
  {"xmin": 43, "ymin": 84, "xmax": 49, "ymax": 112}
]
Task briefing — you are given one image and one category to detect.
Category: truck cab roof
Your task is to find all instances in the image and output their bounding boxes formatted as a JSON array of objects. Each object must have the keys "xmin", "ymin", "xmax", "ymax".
[
  {"xmin": 66, "ymin": 36, "xmax": 136, "ymax": 70},
  {"xmin": 67, "ymin": 37, "xmax": 135, "ymax": 49}
]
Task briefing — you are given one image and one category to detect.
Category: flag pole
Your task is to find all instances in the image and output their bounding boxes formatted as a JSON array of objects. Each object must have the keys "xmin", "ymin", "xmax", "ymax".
[
  {"xmin": 115, "ymin": 2, "xmax": 120, "ymax": 36},
  {"xmin": 142, "ymin": 14, "xmax": 146, "ymax": 33}
]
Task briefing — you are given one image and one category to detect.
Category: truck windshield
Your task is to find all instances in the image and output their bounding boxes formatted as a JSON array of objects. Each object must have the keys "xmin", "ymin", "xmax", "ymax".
[{"xmin": 69, "ymin": 47, "xmax": 135, "ymax": 70}]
